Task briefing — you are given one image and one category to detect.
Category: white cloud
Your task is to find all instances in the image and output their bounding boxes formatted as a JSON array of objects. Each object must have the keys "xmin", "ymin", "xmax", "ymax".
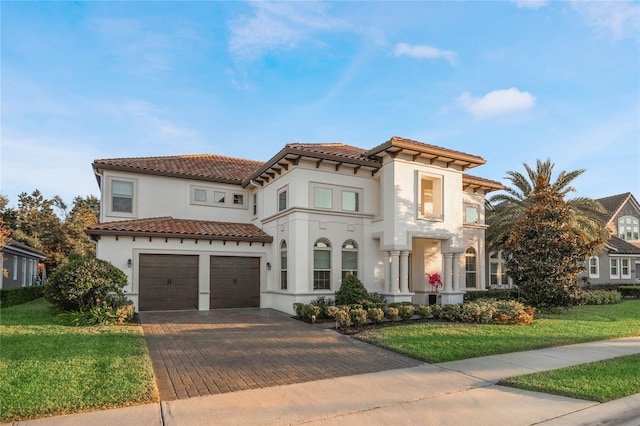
[
  {"xmin": 512, "ymin": 0, "xmax": 548, "ymax": 10},
  {"xmin": 228, "ymin": 2, "xmax": 348, "ymax": 62},
  {"xmin": 571, "ymin": 1, "xmax": 640, "ymax": 41},
  {"xmin": 457, "ymin": 88, "xmax": 536, "ymax": 118},
  {"xmin": 394, "ymin": 43, "xmax": 457, "ymax": 65}
]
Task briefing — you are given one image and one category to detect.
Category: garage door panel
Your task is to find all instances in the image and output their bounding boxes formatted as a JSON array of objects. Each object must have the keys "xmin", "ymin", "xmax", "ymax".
[
  {"xmin": 139, "ymin": 254, "xmax": 199, "ymax": 311},
  {"xmin": 210, "ymin": 256, "xmax": 260, "ymax": 309}
]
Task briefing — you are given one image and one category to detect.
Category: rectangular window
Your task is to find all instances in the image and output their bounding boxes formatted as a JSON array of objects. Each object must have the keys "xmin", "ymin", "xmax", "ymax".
[
  {"xmin": 194, "ymin": 189, "xmax": 207, "ymax": 202},
  {"xmin": 314, "ymin": 187, "xmax": 332, "ymax": 209},
  {"xmin": 341, "ymin": 252, "xmax": 358, "ymax": 279},
  {"xmin": 112, "ymin": 180, "xmax": 133, "ymax": 213},
  {"xmin": 280, "ymin": 250, "xmax": 287, "ymax": 290},
  {"xmin": 342, "ymin": 191, "xmax": 359, "ymax": 212},
  {"xmin": 13, "ymin": 255, "xmax": 17, "ymax": 280},
  {"xmin": 278, "ymin": 190, "xmax": 287, "ymax": 212},
  {"xmin": 621, "ymin": 259, "xmax": 631, "ymax": 278},
  {"xmin": 589, "ymin": 257, "xmax": 599, "ymax": 278},
  {"xmin": 490, "ymin": 263, "xmax": 499, "ymax": 285},
  {"xmin": 22, "ymin": 258, "xmax": 27, "ymax": 286},
  {"xmin": 253, "ymin": 193, "xmax": 257, "ymax": 216},
  {"xmin": 233, "ymin": 194, "xmax": 244, "ymax": 205},
  {"xmin": 420, "ymin": 176, "xmax": 443, "ymax": 218},
  {"xmin": 214, "ymin": 191, "xmax": 225, "ymax": 203},
  {"xmin": 610, "ymin": 258, "xmax": 619, "ymax": 279},
  {"xmin": 464, "ymin": 205, "xmax": 479, "ymax": 224},
  {"xmin": 313, "ymin": 249, "xmax": 331, "ymax": 290}
]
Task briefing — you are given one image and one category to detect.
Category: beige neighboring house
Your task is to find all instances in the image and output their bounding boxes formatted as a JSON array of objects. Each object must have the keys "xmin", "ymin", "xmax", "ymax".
[
  {"xmin": 580, "ymin": 192, "xmax": 640, "ymax": 286},
  {"xmin": 86, "ymin": 136, "xmax": 502, "ymax": 314}
]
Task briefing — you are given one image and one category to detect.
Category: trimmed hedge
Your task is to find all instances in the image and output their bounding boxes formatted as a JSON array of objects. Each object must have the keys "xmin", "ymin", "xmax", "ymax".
[
  {"xmin": 464, "ymin": 289, "xmax": 520, "ymax": 301},
  {"xmin": 579, "ymin": 289, "xmax": 621, "ymax": 305},
  {"xmin": 619, "ymin": 285, "xmax": 640, "ymax": 299},
  {"xmin": 0, "ymin": 286, "xmax": 44, "ymax": 308}
]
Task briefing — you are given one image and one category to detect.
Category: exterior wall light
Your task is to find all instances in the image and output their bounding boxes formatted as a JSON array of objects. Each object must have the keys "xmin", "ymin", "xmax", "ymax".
[
  {"xmin": 127, "ymin": 259, "xmax": 132, "ymax": 268},
  {"xmin": 267, "ymin": 262, "xmax": 271, "ymax": 271}
]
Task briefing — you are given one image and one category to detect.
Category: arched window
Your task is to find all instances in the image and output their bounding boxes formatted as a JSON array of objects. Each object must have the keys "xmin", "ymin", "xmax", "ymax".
[
  {"xmin": 588, "ymin": 256, "xmax": 599, "ymax": 278},
  {"xmin": 341, "ymin": 240, "xmax": 358, "ymax": 279},
  {"xmin": 465, "ymin": 247, "xmax": 477, "ymax": 289},
  {"xmin": 313, "ymin": 238, "xmax": 331, "ymax": 290},
  {"xmin": 618, "ymin": 216, "xmax": 639, "ymax": 241},
  {"xmin": 280, "ymin": 241, "xmax": 287, "ymax": 290}
]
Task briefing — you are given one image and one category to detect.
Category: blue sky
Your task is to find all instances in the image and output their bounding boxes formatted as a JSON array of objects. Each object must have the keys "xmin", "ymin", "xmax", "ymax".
[{"xmin": 2, "ymin": 1, "xmax": 639, "ymax": 207}]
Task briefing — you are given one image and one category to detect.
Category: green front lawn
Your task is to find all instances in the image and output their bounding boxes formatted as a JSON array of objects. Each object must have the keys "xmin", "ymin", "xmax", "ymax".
[
  {"xmin": 0, "ymin": 298, "xmax": 158, "ymax": 422},
  {"xmin": 499, "ymin": 354, "xmax": 640, "ymax": 402},
  {"xmin": 356, "ymin": 300, "xmax": 640, "ymax": 363}
]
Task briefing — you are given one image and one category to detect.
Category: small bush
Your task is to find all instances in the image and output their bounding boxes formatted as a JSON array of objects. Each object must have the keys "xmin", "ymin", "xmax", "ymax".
[
  {"xmin": 396, "ymin": 304, "xmax": 415, "ymax": 321},
  {"xmin": 619, "ymin": 285, "xmax": 640, "ymax": 299},
  {"xmin": 44, "ymin": 257, "xmax": 127, "ymax": 312},
  {"xmin": 384, "ymin": 306, "xmax": 398, "ymax": 321},
  {"xmin": 417, "ymin": 305, "xmax": 431, "ymax": 319},
  {"xmin": 335, "ymin": 310, "xmax": 351, "ymax": 329},
  {"xmin": 293, "ymin": 303, "xmax": 304, "ymax": 317},
  {"xmin": 580, "ymin": 289, "xmax": 622, "ymax": 305},
  {"xmin": 464, "ymin": 289, "xmax": 520, "ymax": 301},
  {"xmin": 0, "ymin": 286, "xmax": 44, "ymax": 308},
  {"xmin": 325, "ymin": 305, "xmax": 340, "ymax": 318},
  {"xmin": 350, "ymin": 308, "xmax": 368, "ymax": 326},
  {"xmin": 59, "ymin": 296, "xmax": 134, "ymax": 326},
  {"xmin": 293, "ymin": 304, "xmax": 321, "ymax": 321},
  {"xmin": 309, "ymin": 296, "xmax": 335, "ymax": 319},
  {"xmin": 335, "ymin": 275, "xmax": 369, "ymax": 306},
  {"xmin": 367, "ymin": 307, "xmax": 384, "ymax": 323},
  {"xmin": 367, "ymin": 292, "xmax": 387, "ymax": 304}
]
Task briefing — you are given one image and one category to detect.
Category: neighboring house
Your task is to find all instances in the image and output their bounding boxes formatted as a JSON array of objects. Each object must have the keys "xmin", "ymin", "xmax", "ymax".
[
  {"xmin": 0, "ymin": 241, "xmax": 47, "ymax": 289},
  {"xmin": 580, "ymin": 192, "xmax": 640, "ymax": 286},
  {"xmin": 86, "ymin": 136, "xmax": 502, "ymax": 314}
]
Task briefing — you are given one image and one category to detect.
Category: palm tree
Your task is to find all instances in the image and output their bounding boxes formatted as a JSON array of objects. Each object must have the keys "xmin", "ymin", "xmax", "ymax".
[{"xmin": 487, "ymin": 159, "xmax": 608, "ymax": 251}]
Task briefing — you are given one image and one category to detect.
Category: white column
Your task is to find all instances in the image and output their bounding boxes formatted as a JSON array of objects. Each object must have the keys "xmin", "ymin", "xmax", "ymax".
[
  {"xmin": 452, "ymin": 253, "xmax": 461, "ymax": 292},
  {"xmin": 443, "ymin": 253, "xmax": 453, "ymax": 293},
  {"xmin": 384, "ymin": 251, "xmax": 391, "ymax": 293},
  {"xmin": 400, "ymin": 251, "xmax": 410, "ymax": 293},
  {"xmin": 390, "ymin": 250, "xmax": 400, "ymax": 293}
]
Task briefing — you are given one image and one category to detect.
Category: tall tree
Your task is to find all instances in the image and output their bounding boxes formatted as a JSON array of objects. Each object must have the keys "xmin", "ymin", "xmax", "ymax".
[
  {"xmin": 487, "ymin": 160, "xmax": 608, "ymax": 308},
  {"xmin": 65, "ymin": 195, "xmax": 100, "ymax": 258}
]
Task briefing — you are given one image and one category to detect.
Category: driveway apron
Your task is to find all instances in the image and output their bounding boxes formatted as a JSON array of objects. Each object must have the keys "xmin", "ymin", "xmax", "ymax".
[{"xmin": 140, "ymin": 309, "xmax": 421, "ymax": 401}]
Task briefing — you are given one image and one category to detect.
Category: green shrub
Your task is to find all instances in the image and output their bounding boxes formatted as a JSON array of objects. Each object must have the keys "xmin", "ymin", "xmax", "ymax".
[
  {"xmin": 44, "ymin": 257, "xmax": 127, "ymax": 312},
  {"xmin": 464, "ymin": 289, "xmax": 520, "ymax": 301},
  {"xmin": 350, "ymin": 308, "xmax": 368, "ymax": 326},
  {"xmin": 619, "ymin": 285, "xmax": 640, "ymax": 299},
  {"xmin": 293, "ymin": 303, "xmax": 304, "ymax": 317},
  {"xmin": 367, "ymin": 307, "xmax": 384, "ymax": 323},
  {"xmin": 335, "ymin": 310, "xmax": 351, "ymax": 329},
  {"xmin": 58, "ymin": 295, "xmax": 134, "ymax": 326},
  {"xmin": 396, "ymin": 304, "xmax": 415, "ymax": 321},
  {"xmin": 335, "ymin": 275, "xmax": 369, "ymax": 305},
  {"xmin": 325, "ymin": 305, "xmax": 340, "ymax": 318},
  {"xmin": 367, "ymin": 292, "xmax": 387, "ymax": 304},
  {"xmin": 293, "ymin": 304, "xmax": 321, "ymax": 321},
  {"xmin": 309, "ymin": 295, "xmax": 335, "ymax": 319},
  {"xmin": 417, "ymin": 305, "xmax": 431, "ymax": 319},
  {"xmin": 580, "ymin": 289, "xmax": 622, "ymax": 305},
  {"xmin": 384, "ymin": 306, "xmax": 398, "ymax": 321},
  {"xmin": 0, "ymin": 286, "xmax": 44, "ymax": 308}
]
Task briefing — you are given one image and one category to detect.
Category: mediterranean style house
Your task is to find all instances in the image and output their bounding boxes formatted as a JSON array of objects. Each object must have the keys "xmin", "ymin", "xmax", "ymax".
[
  {"xmin": 86, "ymin": 136, "xmax": 503, "ymax": 314},
  {"xmin": 0, "ymin": 241, "xmax": 47, "ymax": 289},
  {"xmin": 579, "ymin": 192, "xmax": 640, "ymax": 286}
]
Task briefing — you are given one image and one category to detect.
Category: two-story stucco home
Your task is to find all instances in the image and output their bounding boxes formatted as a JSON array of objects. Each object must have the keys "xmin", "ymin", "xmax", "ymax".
[{"xmin": 86, "ymin": 136, "xmax": 502, "ymax": 314}]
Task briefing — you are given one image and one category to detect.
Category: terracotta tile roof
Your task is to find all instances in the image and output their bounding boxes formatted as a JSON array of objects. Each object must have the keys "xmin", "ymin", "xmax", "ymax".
[
  {"xmin": 93, "ymin": 154, "xmax": 265, "ymax": 184},
  {"xmin": 606, "ymin": 235, "xmax": 640, "ymax": 255},
  {"xmin": 463, "ymin": 174, "xmax": 504, "ymax": 192},
  {"xmin": 285, "ymin": 143, "xmax": 370, "ymax": 160},
  {"xmin": 596, "ymin": 193, "xmax": 632, "ymax": 223},
  {"xmin": 86, "ymin": 217, "xmax": 273, "ymax": 243}
]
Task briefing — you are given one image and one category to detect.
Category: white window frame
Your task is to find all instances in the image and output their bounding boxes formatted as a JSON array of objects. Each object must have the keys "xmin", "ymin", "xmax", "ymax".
[
  {"xmin": 610, "ymin": 258, "xmax": 619, "ymax": 279},
  {"xmin": 280, "ymin": 240, "xmax": 288, "ymax": 290},
  {"xmin": 341, "ymin": 190, "xmax": 359, "ymax": 212},
  {"xmin": 313, "ymin": 187, "xmax": 333, "ymax": 209},
  {"xmin": 313, "ymin": 238, "xmax": 332, "ymax": 290},
  {"xmin": 465, "ymin": 247, "xmax": 477, "ymax": 289},
  {"xmin": 21, "ymin": 258, "xmax": 27, "ymax": 286},
  {"xmin": 193, "ymin": 188, "xmax": 207, "ymax": 202},
  {"xmin": 13, "ymin": 255, "xmax": 17, "ymax": 280},
  {"xmin": 278, "ymin": 187, "xmax": 288, "ymax": 212},
  {"xmin": 621, "ymin": 258, "xmax": 631, "ymax": 279},
  {"xmin": 252, "ymin": 193, "xmax": 258, "ymax": 217},
  {"xmin": 107, "ymin": 177, "xmax": 137, "ymax": 217},
  {"xmin": 618, "ymin": 216, "xmax": 639, "ymax": 241},
  {"xmin": 489, "ymin": 251, "xmax": 512, "ymax": 287},
  {"xmin": 417, "ymin": 172, "xmax": 443, "ymax": 220},
  {"xmin": 341, "ymin": 240, "xmax": 358, "ymax": 279},
  {"xmin": 588, "ymin": 256, "xmax": 599, "ymax": 278},
  {"xmin": 190, "ymin": 186, "xmax": 247, "ymax": 209},
  {"xmin": 464, "ymin": 204, "xmax": 479, "ymax": 224}
]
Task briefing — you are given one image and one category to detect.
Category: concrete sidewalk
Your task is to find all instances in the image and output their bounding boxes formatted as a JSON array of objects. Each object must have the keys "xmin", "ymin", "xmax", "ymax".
[{"xmin": 5, "ymin": 336, "xmax": 640, "ymax": 426}]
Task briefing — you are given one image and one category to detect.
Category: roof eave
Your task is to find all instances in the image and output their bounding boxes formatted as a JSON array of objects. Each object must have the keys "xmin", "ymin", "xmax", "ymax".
[
  {"xmin": 92, "ymin": 163, "xmax": 244, "ymax": 186},
  {"xmin": 85, "ymin": 228, "xmax": 273, "ymax": 243}
]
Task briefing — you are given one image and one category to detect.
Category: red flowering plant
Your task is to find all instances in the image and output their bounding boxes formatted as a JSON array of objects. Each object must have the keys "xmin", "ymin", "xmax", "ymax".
[{"xmin": 427, "ymin": 273, "xmax": 443, "ymax": 292}]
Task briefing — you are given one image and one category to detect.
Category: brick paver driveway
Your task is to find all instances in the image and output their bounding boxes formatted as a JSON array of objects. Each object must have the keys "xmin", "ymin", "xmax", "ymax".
[{"xmin": 140, "ymin": 309, "xmax": 421, "ymax": 401}]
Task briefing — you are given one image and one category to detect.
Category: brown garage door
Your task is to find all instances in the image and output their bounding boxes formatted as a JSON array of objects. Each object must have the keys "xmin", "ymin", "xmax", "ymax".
[
  {"xmin": 210, "ymin": 256, "xmax": 260, "ymax": 308},
  {"xmin": 139, "ymin": 254, "xmax": 199, "ymax": 311}
]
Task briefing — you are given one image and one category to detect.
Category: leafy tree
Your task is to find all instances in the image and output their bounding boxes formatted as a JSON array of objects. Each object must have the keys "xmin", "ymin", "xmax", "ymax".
[
  {"xmin": 335, "ymin": 275, "xmax": 369, "ymax": 305},
  {"xmin": 488, "ymin": 160, "xmax": 607, "ymax": 308},
  {"xmin": 64, "ymin": 195, "xmax": 100, "ymax": 258},
  {"xmin": 0, "ymin": 196, "xmax": 11, "ymax": 278}
]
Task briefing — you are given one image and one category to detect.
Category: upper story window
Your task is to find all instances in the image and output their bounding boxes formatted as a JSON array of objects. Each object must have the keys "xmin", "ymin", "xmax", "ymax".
[
  {"xmin": 233, "ymin": 194, "xmax": 244, "ymax": 205},
  {"xmin": 464, "ymin": 204, "xmax": 479, "ymax": 224},
  {"xmin": 190, "ymin": 186, "xmax": 247, "ymax": 209},
  {"xmin": 112, "ymin": 180, "xmax": 134, "ymax": 213},
  {"xmin": 419, "ymin": 174, "xmax": 443, "ymax": 219},
  {"xmin": 588, "ymin": 256, "xmax": 599, "ymax": 278},
  {"xmin": 214, "ymin": 191, "xmax": 225, "ymax": 203},
  {"xmin": 194, "ymin": 189, "xmax": 207, "ymax": 202},
  {"xmin": 278, "ymin": 188, "xmax": 287, "ymax": 212},
  {"xmin": 341, "ymin": 240, "xmax": 358, "ymax": 279},
  {"xmin": 253, "ymin": 193, "xmax": 257, "ymax": 216},
  {"xmin": 342, "ymin": 191, "xmax": 359, "ymax": 212},
  {"xmin": 618, "ymin": 216, "xmax": 639, "ymax": 241},
  {"xmin": 314, "ymin": 187, "xmax": 333, "ymax": 209}
]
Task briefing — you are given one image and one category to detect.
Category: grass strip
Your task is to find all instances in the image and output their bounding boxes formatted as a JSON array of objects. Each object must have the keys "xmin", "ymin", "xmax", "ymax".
[
  {"xmin": 356, "ymin": 300, "xmax": 640, "ymax": 363},
  {"xmin": 499, "ymin": 354, "xmax": 640, "ymax": 402},
  {"xmin": 0, "ymin": 298, "xmax": 158, "ymax": 422}
]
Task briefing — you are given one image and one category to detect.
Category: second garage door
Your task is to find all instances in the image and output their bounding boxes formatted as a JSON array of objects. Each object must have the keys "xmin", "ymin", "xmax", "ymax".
[
  {"xmin": 210, "ymin": 256, "xmax": 260, "ymax": 309},
  {"xmin": 139, "ymin": 254, "xmax": 199, "ymax": 311}
]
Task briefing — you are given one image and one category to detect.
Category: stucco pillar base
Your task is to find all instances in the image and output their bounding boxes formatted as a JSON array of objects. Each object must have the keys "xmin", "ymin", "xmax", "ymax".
[
  {"xmin": 439, "ymin": 291, "xmax": 465, "ymax": 305},
  {"xmin": 382, "ymin": 292, "xmax": 415, "ymax": 304}
]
